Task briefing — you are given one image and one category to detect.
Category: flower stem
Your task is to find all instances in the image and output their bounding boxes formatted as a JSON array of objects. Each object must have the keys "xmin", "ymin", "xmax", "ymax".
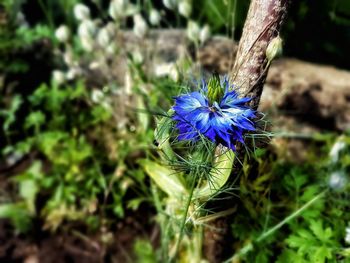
[{"xmin": 169, "ymin": 175, "xmax": 197, "ymax": 262}]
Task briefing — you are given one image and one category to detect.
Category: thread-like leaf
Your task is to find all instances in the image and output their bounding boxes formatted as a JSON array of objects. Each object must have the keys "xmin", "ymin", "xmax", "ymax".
[{"xmin": 194, "ymin": 149, "xmax": 235, "ymax": 199}]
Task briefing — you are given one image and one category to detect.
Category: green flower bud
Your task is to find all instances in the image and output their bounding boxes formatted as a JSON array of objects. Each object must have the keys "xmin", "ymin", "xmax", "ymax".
[
  {"xmin": 266, "ymin": 36, "xmax": 283, "ymax": 62},
  {"xmin": 207, "ymin": 73, "xmax": 224, "ymax": 104}
]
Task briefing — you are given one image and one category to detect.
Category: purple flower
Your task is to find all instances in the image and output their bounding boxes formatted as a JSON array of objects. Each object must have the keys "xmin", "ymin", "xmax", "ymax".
[{"xmin": 172, "ymin": 76, "xmax": 256, "ymax": 150}]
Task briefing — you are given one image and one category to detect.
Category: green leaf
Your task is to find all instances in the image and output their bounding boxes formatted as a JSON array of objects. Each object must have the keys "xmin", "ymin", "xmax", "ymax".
[
  {"xmin": 313, "ymin": 246, "xmax": 332, "ymax": 263},
  {"xmin": 25, "ymin": 111, "xmax": 46, "ymax": 130},
  {"xmin": 18, "ymin": 179, "xmax": 38, "ymax": 214},
  {"xmin": 154, "ymin": 113, "xmax": 175, "ymax": 161},
  {"xmin": 194, "ymin": 149, "xmax": 235, "ymax": 199},
  {"xmin": 1, "ymin": 95, "xmax": 23, "ymax": 131},
  {"xmin": 277, "ymin": 249, "xmax": 307, "ymax": 263},
  {"xmin": 0, "ymin": 203, "xmax": 32, "ymax": 233},
  {"xmin": 140, "ymin": 159, "xmax": 186, "ymax": 198},
  {"xmin": 134, "ymin": 239, "xmax": 157, "ymax": 263}
]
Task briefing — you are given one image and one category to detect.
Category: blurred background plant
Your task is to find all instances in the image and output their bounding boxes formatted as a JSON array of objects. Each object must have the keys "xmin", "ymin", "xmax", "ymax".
[{"xmin": 0, "ymin": 0, "xmax": 350, "ymax": 262}]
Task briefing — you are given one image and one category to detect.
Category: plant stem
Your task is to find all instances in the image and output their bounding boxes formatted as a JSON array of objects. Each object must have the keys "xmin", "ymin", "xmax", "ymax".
[{"xmin": 170, "ymin": 175, "xmax": 197, "ymax": 262}]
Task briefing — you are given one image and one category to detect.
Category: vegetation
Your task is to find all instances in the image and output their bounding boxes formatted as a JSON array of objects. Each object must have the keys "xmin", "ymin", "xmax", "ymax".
[{"xmin": 0, "ymin": 0, "xmax": 349, "ymax": 262}]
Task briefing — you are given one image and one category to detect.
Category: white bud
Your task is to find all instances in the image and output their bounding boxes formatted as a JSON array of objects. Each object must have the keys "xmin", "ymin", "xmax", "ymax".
[
  {"xmin": 132, "ymin": 50, "xmax": 143, "ymax": 64},
  {"xmin": 345, "ymin": 227, "xmax": 350, "ymax": 244},
  {"xmin": 329, "ymin": 139, "xmax": 346, "ymax": 163},
  {"xmin": 109, "ymin": 0, "xmax": 134, "ymax": 20},
  {"xmin": 52, "ymin": 70, "xmax": 66, "ymax": 85},
  {"xmin": 55, "ymin": 25, "xmax": 70, "ymax": 43},
  {"xmin": 199, "ymin": 24, "xmax": 210, "ymax": 43},
  {"xmin": 16, "ymin": 12, "xmax": 28, "ymax": 27},
  {"xmin": 266, "ymin": 36, "xmax": 283, "ymax": 62},
  {"xmin": 178, "ymin": 1, "xmax": 191, "ymax": 18},
  {"xmin": 97, "ymin": 27, "xmax": 111, "ymax": 47},
  {"xmin": 89, "ymin": 61, "xmax": 101, "ymax": 70},
  {"xmin": 105, "ymin": 22, "xmax": 117, "ymax": 36},
  {"xmin": 66, "ymin": 67, "xmax": 82, "ymax": 80},
  {"xmin": 328, "ymin": 171, "xmax": 347, "ymax": 190},
  {"xmin": 106, "ymin": 44, "xmax": 117, "ymax": 55},
  {"xmin": 154, "ymin": 63, "xmax": 179, "ymax": 82},
  {"xmin": 186, "ymin": 20, "xmax": 200, "ymax": 43},
  {"xmin": 163, "ymin": 0, "xmax": 177, "ymax": 10},
  {"xmin": 169, "ymin": 66, "xmax": 179, "ymax": 82},
  {"xmin": 89, "ymin": 61, "xmax": 100, "ymax": 70},
  {"xmin": 74, "ymin": 3, "xmax": 90, "ymax": 21},
  {"xmin": 6, "ymin": 152, "xmax": 24, "ymax": 166},
  {"xmin": 78, "ymin": 20, "xmax": 96, "ymax": 38},
  {"xmin": 80, "ymin": 36, "xmax": 94, "ymax": 51},
  {"xmin": 63, "ymin": 50, "xmax": 75, "ymax": 66},
  {"xmin": 133, "ymin": 14, "xmax": 148, "ymax": 38},
  {"xmin": 125, "ymin": 72, "xmax": 133, "ymax": 95},
  {"xmin": 91, "ymin": 89, "xmax": 104, "ymax": 103},
  {"xmin": 149, "ymin": 9, "xmax": 161, "ymax": 26}
]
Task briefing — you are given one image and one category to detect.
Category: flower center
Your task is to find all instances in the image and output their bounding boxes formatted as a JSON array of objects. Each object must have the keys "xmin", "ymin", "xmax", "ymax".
[
  {"xmin": 207, "ymin": 73, "xmax": 224, "ymax": 104},
  {"xmin": 209, "ymin": 106, "xmax": 217, "ymax": 112}
]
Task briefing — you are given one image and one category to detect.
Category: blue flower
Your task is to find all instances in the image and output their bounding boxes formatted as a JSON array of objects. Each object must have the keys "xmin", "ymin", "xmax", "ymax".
[{"xmin": 172, "ymin": 76, "xmax": 256, "ymax": 150}]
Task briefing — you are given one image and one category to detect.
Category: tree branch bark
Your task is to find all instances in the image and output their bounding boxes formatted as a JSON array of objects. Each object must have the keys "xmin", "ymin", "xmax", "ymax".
[
  {"xmin": 231, "ymin": 0, "xmax": 289, "ymax": 109},
  {"xmin": 203, "ymin": 1, "xmax": 290, "ymax": 262}
]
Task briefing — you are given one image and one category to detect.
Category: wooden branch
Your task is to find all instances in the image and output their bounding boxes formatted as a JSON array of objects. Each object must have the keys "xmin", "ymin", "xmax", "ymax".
[
  {"xmin": 203, "ymin": 1, "xmax": 290, "ymax": 262},
  {"xmin": 231, "ymin": 0, "xmax": 289, "ymax": 109}
]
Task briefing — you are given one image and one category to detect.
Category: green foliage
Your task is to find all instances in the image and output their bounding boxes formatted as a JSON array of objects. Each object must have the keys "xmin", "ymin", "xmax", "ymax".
[
  {"xmin": 0, "ymin": 5, "xmax": 52, "ymax": 74},
  {"xmin": 193, "ymin": 0, "xmax": 250, "ymax": 37},
  {"xmin": 285, "ymin": 220, "xmax": 337, "ymax": 262},
  {"xmin": 229, "ymin": 134, "xmax": 350, "ymax": 263},
  {"xmin": 1, "ymin": 1, "xmax": 350, "ymax": 262},
  {"xmin": 0, "ymin": 77, "xmax": 154, "ymax": 232},
  {"xmin": 0, "ymin": 203, "xmax": 32, "ymax": 233},
  {"xmin": 0, "ymin": 95, "xmax": 23, "ymax": 132},
  {"xmin": 134, "ymin": 239, "xmax": 157, "ymax": 263}
]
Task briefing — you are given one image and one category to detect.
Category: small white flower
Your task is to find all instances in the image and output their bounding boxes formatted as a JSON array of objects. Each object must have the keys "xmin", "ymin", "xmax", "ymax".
[
  {"xmin": 186, "ymin": 20, "xmax": 200, "ymax": 43},
  {"xmin": 328, "ymin": 171, "xmax": 347, "ymax": 190},
  {"xmin": 105, "ymin": 22, "xmax": 117, "ymax": 36},
  {"xmin": 178, "ymin": 1, "xmax": 191, "ymax": 18},
  {"xmin": 91, "ymin": 89, "xmax": 104, "ymax": 103},
  {"xmin": 16, "ymin": 12, "xmax": 29, "ymax": 27},
  {"xmin": 55, "ymin": 25, "xmax": 70, "ymax": 43},
  {"xmin": 266, "ymin": 36, "xmax": 283, "ymax": 61},
  {"xmin": 80, "ymin": 36, "xmax": 94, "ymax": 51},
  {"xmin": 66, "ymin": 67, "xmax": 82, "ymax": 80},
  {"xmin": 89, "ymin": 61, "xmax": 100, "ymax": 70},
  {"xmin": 108, "ymin": 0, "xmax": 124, "ymax": 20},
  {"xmin": 52, "ymin": 70, "xmax": 66, "ymax": 85},
  {"xmin": 199, "ymin": 24, "xmax": 210, "ymax": 43},
  {"xmin": 74, "ymin": 3, "xmax": 90, "ymax": 21},
  {"xmin": 345, "ymin": 226, "xmax": 350, "ymax": 244},
  {"xmin": 132, "ymin": 50, "xmax": 144, "ymax": 64},
  {"xmin": 63, "ymin": 50, "xmax": 75, "ymax": 66},
  {"xmin": 106, "ymin": 44, "xmax": 117, "ymax": 55},
  {"xmin": 6, "ymin": 152, "xmax": 23, "ymax": 166},
  {"xmin": 97, "ymin": 27, "xmax": 111, "ymax": 47},
  {"xmin": 330, "ymin": 139, "xmax": 346, "ymax": 163},
  {"xmin": 163, "ymin": 0, "xmax": 177, "ymax": 10},
  {"xmin": 149, "ymin": 9, "xmax": 161, "ymax": 26},
  {"xmin": 154, "ymin": 63, "xmax": 179, "ymax": 82},
  {"xmin": 120, "ymin": 178, "xmax": 133, "ymax": 191},
  {"xmin": 78, "ymin": 20, "xmax": 96, "ymax": 38},
  {"xmin": 109, "ymin": 0, "xmax": 137, "ymax": 20},
  {"xmin": 133, "ymin": 14, "xmax": 148, "ymax": 38},
  {"xmin": 124, "ymin": 72, "xmax": 133, "ymax": 95}
]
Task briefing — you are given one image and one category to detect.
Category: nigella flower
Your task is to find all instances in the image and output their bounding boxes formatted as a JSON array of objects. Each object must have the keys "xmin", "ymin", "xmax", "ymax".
[{"xmin": 172, "ymin": 75, "xmax": 256, "ymax": 150}]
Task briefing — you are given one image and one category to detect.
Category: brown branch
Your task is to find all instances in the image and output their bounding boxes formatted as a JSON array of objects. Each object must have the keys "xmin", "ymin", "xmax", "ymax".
[
  {"xmin": 203, "ymin": 1, "xmax": 290, "ymax": 262},
  {"xmin": 231, "ymin": 0, "xmax": 290, "ymax": 109}
]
